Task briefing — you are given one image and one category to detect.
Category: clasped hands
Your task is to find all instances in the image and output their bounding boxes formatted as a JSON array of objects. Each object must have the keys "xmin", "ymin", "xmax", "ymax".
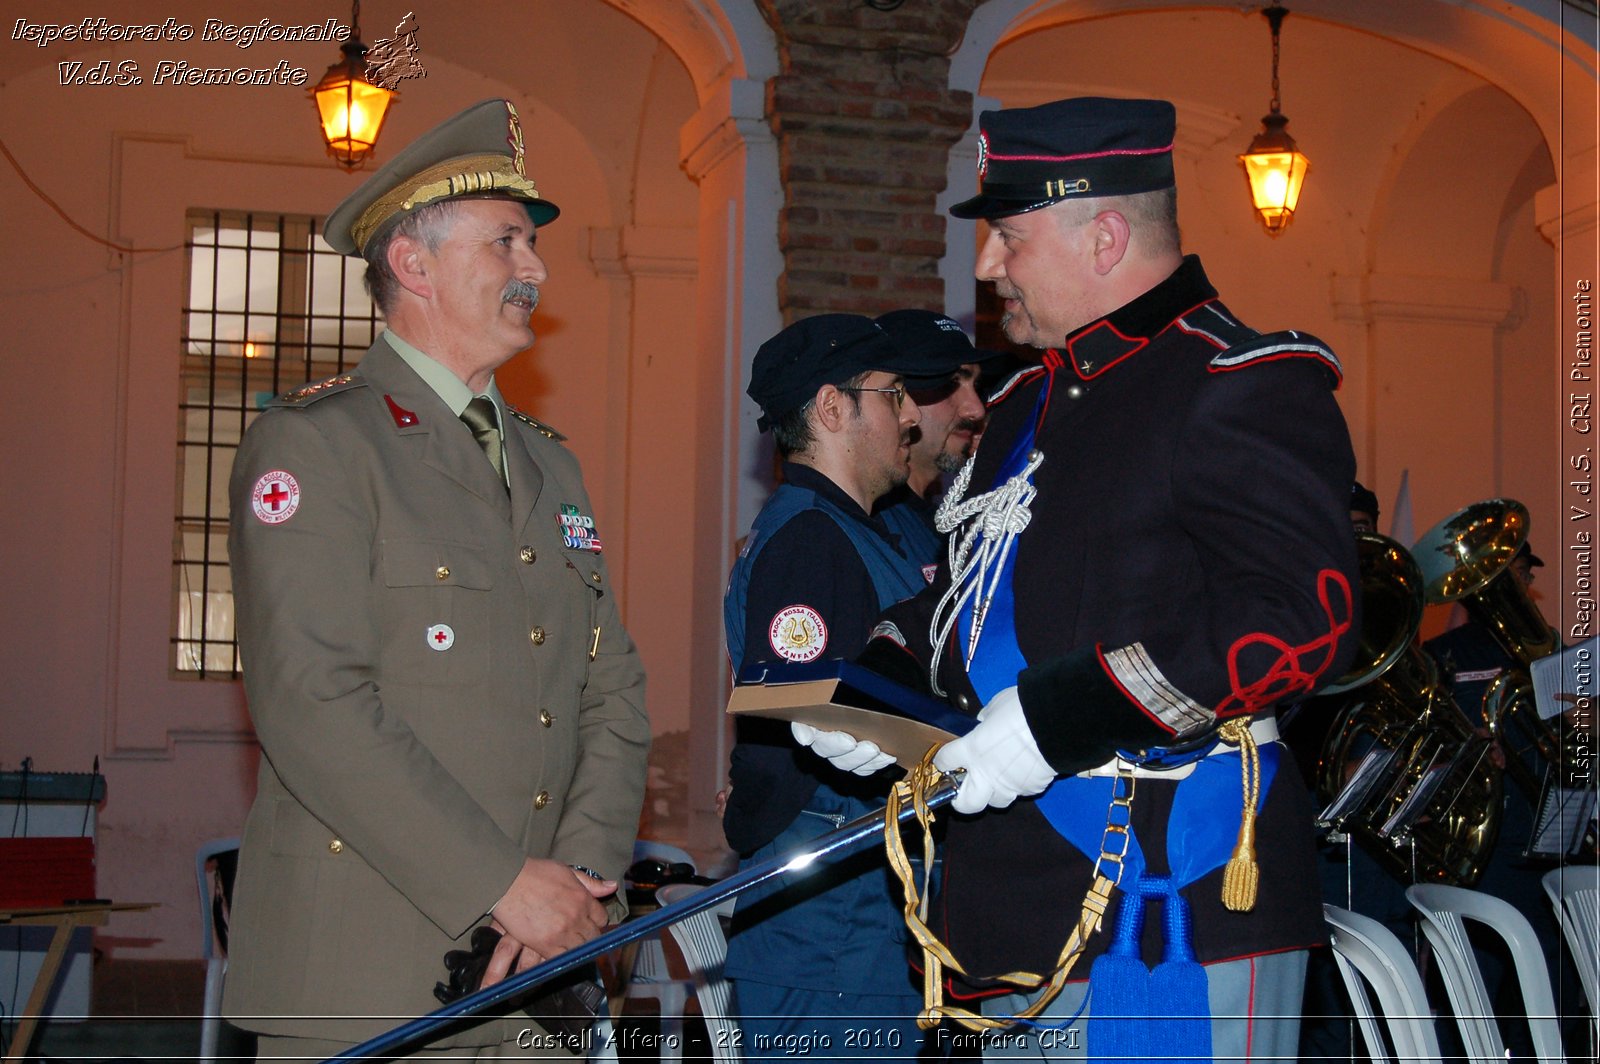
[
  {"xmin": 481, "ymin": 858, "xmax": 616, "ymax": 987},
  {"xmin": 790, "ymin": 685, "xmax": 1056, "ymax": 815}
]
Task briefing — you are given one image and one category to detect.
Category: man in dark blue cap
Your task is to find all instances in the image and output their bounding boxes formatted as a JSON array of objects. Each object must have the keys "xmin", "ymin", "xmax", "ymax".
[
  {"xmin": 798, "ymin": 97, "xmax": 1360, "ymax": 1058},
  {"xmin": 873, "ymin": 309, "xmax": 1002, "ymax": 569},
  {"xmin": 722, "ymin": 312, "xmax": 973, "ymax": 1062}
]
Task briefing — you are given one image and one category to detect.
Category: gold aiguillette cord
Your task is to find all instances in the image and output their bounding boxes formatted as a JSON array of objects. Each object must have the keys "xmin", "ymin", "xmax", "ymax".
[{"xmin": 884, "ymin": 746, "xmax": 1129, "ymax": 1032}]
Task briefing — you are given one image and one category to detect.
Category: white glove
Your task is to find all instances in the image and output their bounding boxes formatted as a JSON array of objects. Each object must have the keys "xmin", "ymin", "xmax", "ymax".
[
  {"xmin": 931, "ymin": 686, "xmax": 1056, "ymax": 814},
  {"xmin": 791, "ymin": 722, "xmax": 896, "ymax": 775}
]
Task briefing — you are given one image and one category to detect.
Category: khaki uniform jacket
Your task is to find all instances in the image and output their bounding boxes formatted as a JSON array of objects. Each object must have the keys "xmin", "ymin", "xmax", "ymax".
[{"xmin": 221, "ymin": 337, "xmax": 650, "ymax": 1046}]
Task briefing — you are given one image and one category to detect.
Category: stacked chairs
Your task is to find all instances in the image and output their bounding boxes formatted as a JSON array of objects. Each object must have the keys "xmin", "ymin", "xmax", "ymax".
[
  {"xmin": 656, "ymin": 881, "xmax": 741, "ymax": 1063},
  {"xmin": 1323, "ymin": 903, "xmax": 1445, "ymax": 1063},
  {"xmin": 1542, "ymin": 866, "xmax": 1600, "ymax": 1052}
]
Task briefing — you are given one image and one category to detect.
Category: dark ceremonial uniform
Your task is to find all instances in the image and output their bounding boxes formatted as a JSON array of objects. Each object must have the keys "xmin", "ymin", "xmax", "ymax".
[{"xmin": 876, "ymin": 256, "xmax": 1359, "ymax": 982}]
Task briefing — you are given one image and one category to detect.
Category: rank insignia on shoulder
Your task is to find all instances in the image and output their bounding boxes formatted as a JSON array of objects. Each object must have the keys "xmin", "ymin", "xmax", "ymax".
[
  {"xmin": 558, "ymin": 503, "xmax": 603, "ymax": 552},
  {"xmin": 507, "ymin": 406, "xmax": 567, "ymax": 441},
  {"xmin": 270, "ymin": 374, "xmax": 362, "ymax": 407},
  {"xmin": 1208, "ymin": 330, "xmax": 1342, "ymax": 385}
]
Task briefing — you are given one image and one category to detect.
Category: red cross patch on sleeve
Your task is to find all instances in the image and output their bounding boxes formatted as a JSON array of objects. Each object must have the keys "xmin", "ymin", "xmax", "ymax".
[{"xmin": 251, "ymin": 471, "xmax": 301, "ymax": 524}]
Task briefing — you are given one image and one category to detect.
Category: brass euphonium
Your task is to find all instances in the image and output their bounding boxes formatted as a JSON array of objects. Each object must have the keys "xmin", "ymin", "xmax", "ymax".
[
  {"xmin": 1315, "ymin": 533, "xmax": 1503, "ymax": 886},
  {"xmin": 1413, "ymin": 499, "xmax": 1564, "ymax": 801}
]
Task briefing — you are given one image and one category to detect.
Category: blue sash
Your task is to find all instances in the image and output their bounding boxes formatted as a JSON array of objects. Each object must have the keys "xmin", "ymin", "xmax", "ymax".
[{"xmin": 954, "ymin": 367, "xmax": 1279, "ymax": 1060}]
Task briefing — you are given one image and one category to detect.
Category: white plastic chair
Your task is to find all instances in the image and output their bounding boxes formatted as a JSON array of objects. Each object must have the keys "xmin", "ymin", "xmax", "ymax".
[
  {"xmin": 1323, "ymin": 903, "xmax": 1445, "ymax": 1063},
  {"xmin": 1406, "ymin": 882, "xmax": 1566, "ymax": 1063},
  {"xmin": 616, "ymin": 839, "xmax": 699, "ymax": 1061},
  {"xmin": 195, "ymin": 836, "xmax": 240, "ymax": 1064},
  {"xmin": 656, "ymin": 882, "xmax": 740, "ymax": 1064},
  {"xmin": 1542, "ymin": 865, "xmax": 1599, "ymax": 1049}
]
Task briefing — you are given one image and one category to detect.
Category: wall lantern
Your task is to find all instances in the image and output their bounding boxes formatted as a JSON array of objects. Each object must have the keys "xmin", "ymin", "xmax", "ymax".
[
  {"xmin": 1238, "ymin": 5, "xmax": 1310, "ymax": 236},
  {"xmin": 312, "ymin": 0, "xmax": 395, "ymax": 171}
]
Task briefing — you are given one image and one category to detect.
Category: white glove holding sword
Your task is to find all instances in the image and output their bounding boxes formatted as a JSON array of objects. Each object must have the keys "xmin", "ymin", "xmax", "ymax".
[{"xmin": 790, "ymin": 685, "xmax": 1055, "ymax": 814}]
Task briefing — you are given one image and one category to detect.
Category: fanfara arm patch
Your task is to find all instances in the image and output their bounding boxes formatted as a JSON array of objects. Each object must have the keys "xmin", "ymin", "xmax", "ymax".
[
  {"xmin": 768, "ymin": 604, "xmax": 828, "ymax": 663},
  {"xmin": 507, "ymin": 406, "xmax": 567, "ymax": 441},
  {"xmin": 268, "ymin": 374, "xmax": 363, "ymax": 408}
]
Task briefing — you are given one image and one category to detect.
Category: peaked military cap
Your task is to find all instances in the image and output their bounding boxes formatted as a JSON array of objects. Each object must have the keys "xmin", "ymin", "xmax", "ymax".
[
  {"xmin": 324, "ymin": 98, "xmax": 560, "ymax": 255},
  {"xmin": 950, "ymin": 97, "xmax": 1177, "ymax": 220},
  {"xmin": 748, "ymin": 314, "xmax": 916, "ymax": 431},
  {"xmin": 873, "ymin": 309, "xmax": 1002, "ymax": 388}
]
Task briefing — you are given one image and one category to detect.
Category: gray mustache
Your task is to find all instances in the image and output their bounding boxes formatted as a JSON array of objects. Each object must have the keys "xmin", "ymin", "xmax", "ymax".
[{"xmin": 503, "ymin": 280, "xmax": 540, "ymax": 310}]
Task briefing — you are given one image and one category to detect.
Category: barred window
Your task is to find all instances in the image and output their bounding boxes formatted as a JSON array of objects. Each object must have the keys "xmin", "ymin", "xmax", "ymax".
[{"xmin": 174, "ymin": 211, "xmax": 380, "ymax": 677}]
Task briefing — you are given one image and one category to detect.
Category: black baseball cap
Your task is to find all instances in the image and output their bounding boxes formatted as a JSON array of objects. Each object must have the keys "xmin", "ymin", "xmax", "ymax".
[
  {"xmin": 873, "ymin": 309, "xmax": 1004, "ymax": 389},
  {"xmin": 950, "ymin": 97, "xmax": 1177, "ymax": 221},
  {"xmin": 748, "ymin": 314, "xmax": 915, "ymax": 431},
  {"xmin": 1350, "ymin": 481, "xmax": 1380, "ymax": 519}
]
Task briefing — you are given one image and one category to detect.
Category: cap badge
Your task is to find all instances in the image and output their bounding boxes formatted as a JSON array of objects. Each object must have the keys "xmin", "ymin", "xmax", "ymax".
[
  {"xmin": 251, "ymin": 470, "xmax": 301, "ymax": 524},
  {"xmin": 505, "ymin": 101, "xmax": 526, "ymax": 177},
  {"xmin": 1045, "ymin": 177, "xmax": 1092, "ymax": 198},
  {"xmin": 976, "ymin": 131, "xmax": 989, "ymax": 180},
  {"xmin": 768, "ymin": 604, "xmax": 828, "ymax": 663}
]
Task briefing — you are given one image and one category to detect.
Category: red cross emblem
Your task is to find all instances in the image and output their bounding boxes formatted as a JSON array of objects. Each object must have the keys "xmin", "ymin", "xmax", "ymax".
[
  {"xmin": 426, "ymin": 623, "xmax": 455, "ymax": 651},
  {"xmin": 250, "ymin": 471, "xmax": 301, "ymax": 524}
]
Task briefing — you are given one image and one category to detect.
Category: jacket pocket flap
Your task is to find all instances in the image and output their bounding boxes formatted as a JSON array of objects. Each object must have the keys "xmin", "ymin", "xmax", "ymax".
[{"xmin": 382, "ymin": 539, "xmax": 493, "ymax": 590}]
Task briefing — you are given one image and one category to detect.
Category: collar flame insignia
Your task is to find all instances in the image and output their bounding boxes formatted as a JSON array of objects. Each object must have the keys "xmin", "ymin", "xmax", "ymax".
[{"xmin": 505, "ymin": 101, "xmax": 526, "ymax": 177}]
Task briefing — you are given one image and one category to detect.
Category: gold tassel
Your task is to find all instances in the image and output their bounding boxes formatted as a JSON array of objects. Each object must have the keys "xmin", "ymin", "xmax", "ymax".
[{"xmin": 1217, "ymin": 718, "xmax": 1261, "ymax": 912}]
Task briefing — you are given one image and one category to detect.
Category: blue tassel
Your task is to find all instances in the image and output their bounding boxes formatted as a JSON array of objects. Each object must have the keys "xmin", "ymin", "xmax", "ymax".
[
  {"xmin": 1087, "ymin": 879, "xmax": 1150, "ymax": 1062},
  {"xmin": 1149, "ymin": 881, "xmax": 1213, "ymax": 1064}
]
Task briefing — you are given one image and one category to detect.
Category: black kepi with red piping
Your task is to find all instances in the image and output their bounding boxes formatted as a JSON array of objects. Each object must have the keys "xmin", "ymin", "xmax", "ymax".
[{"xmin": 950, "ymin": 97, "xmax": 1176, "ymax": 220}]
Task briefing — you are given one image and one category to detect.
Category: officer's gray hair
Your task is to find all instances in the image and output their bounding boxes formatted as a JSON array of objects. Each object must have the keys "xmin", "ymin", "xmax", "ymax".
[
  {"xmin": 1054, "ymin": 187, "xmax": 1181, "ymax": 258},
  {"xmin": 361, "ymin": 199, "xmax": 465, "ymax": 314},
  {"xmin": 771, "ymin": 371, "xmax": 873, "ymax": 458}
]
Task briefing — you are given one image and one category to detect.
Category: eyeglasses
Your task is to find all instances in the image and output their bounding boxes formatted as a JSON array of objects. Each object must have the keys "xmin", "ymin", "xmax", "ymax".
[{"xmin": 840, "ymin": 383, "xmax": 909, "ymax": 410}]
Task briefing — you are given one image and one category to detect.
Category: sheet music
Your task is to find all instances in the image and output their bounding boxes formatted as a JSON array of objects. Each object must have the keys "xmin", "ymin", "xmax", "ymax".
[{"xmin": 1531, "ymin": 635, "xmax": 1597, "ymax": 721}]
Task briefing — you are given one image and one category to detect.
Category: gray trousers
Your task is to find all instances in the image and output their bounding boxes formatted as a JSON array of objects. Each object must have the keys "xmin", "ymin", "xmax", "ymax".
[{"xmin": 977, "ymin": 949, "xmax": 1309, "ymax": 1061}]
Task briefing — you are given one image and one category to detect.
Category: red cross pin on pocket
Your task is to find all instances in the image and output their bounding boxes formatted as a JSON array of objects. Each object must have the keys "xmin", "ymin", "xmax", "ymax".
[
  {"xmin": 251, "ymin": 471, "xmax": 301, "ymax": 524},
  {"xmin": 426, "ymin": 624, "xmax": 455, "ymax": 651}
]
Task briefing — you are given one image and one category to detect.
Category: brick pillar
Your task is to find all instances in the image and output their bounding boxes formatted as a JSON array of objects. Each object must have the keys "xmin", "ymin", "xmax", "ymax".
[{"xmin": 758, "ymin": 0, "xmax": 980, "ymax": 321}]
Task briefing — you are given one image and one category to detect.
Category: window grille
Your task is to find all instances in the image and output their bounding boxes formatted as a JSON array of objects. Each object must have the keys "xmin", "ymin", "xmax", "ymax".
[{"xmin": 173, "ymin": 210, "xmax": 380, "ymax": 677}]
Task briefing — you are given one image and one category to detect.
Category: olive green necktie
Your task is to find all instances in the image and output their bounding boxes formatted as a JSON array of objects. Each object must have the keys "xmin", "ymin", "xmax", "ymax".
[{"xmin": 460, "ymin": 396, "xmax": 507, "ymax": 491}]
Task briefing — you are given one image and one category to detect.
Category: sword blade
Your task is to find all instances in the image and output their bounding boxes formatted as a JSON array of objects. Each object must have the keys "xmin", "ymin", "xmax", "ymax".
[{"xmin": 324, "ymin": 772, "xmax": 959, "ymax": 1061}]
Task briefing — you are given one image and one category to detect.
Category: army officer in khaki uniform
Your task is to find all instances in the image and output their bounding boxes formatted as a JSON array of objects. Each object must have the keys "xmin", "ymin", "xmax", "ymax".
[{"xmin": 223, "ymin": 99, "xmax": 651, "ymax": 1058}]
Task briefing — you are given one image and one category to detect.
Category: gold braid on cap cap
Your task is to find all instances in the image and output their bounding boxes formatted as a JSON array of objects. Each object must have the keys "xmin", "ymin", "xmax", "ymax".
[{"xmin": 350, "ymin": 154, "xmax": 542, "ymax": 254}]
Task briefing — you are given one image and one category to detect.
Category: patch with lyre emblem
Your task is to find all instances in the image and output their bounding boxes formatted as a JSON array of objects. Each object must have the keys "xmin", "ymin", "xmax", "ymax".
[
  {"xmin": 251, "ymin": 471, "xmax": 301, "ymax": 524},
  {"xmin": 558, "ymin": 503, "xmax": 603, "ymax": 552},
  {"xmin": 768, "ymin": 604, "xmax": 828, "ymax": 663},
  {"xmin": 426, "ymin": 624, "xmax": 455, "ymax": 651}
]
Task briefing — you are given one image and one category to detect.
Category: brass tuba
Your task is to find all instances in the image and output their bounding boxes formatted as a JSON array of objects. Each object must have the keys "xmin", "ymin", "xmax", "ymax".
[
  {"xmin": 1315, "ymin": 533, "xmax": 1503, "ymax": 886},
  {"xmin": 1413, "ymin": 499, "xmax": 1564, "ymax": 801}
]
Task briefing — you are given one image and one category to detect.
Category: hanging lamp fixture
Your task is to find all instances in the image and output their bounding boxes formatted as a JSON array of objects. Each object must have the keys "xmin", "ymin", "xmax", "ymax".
[
  {"xmin": 1238, "ymin": 5, "xmax": 1310, "ymax": 236},
  {"xmin": 311, "ymin": 0, "xmax": 396, "ymax": 171}
]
